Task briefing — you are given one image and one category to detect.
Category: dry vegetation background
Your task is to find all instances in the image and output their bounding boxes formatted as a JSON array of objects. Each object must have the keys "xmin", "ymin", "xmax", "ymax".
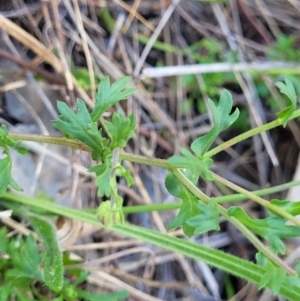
[{"xmin": 1, "ymin": 0, "xmax": 300, "ymax": 300}]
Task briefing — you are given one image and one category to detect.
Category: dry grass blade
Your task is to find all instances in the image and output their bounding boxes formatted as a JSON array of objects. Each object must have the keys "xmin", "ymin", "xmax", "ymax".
[{"xmin": 0, "ymin": 14, "xmax": 93, "ymax": 107}]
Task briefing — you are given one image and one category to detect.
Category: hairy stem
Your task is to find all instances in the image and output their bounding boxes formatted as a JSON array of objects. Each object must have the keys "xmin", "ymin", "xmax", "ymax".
[
  {"xmin": 9, "ymin": 133, "xmax": 91, "ymax": 152},
  {"xmin": 212, "ymin": 172, "xmax": 300, "ymax": 227},
  {"xmin": 205, "ymin": 109, "xmax": 300, "ymax": 158},
  {"xmin": 121, "ymin": 179, "xmax": 300, "ymax": 213}
]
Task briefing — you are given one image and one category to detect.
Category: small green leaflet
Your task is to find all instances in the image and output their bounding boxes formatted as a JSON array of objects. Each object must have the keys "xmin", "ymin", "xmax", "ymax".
[
  {"xmin": 0, "ymin": 125, "xmax": 27, "ymax": 196},
  {"xmin": 166, "ymin": 170, "xmax": 200, "ymax": 236},
  {"xmin": 269, "ymin": 199, "xmax": 300, "ymax": 217},
  {"xmin": 167, "ymin": 148, "xmax": 213, "ymax": 181},
  {"xmin": 90, "ymin": 154, "xmax": 134, "ymax": 198},
  {"xmin": 0, "ymin": 153, "xmax": 23, "ymax": 197},
  {"xmin": 90, "ymin": 76, "xmax": 136, "ymax": 122},
  {"xmin": 52, "ymin": 77, "xmax": 136, "ymax": 160},
  {"xmin": 9, "ymin": 235, "xmax": 44, "ymax": 283},
  {"xmin": 105, "ymin": 113, "xmax": 137, "ymax": 149},
  {"xmin": 275, "ymin": 79, "xmax": 297, "ymax": 127},
  {"xmin": 256, "ymin": 252, "xmax": 287, "ymax": 294},
  {"xmin": 0, "ymin": 125, "xmax": 28, "ymax": 154},
  {"xmin": 166, "ymin": 170, "xmax": 219, "ymax": 236},
  {"xmin": 0, "ymin": 155, "xmax": 13, "ymax": 197},
  {"xmin": 168, "ymin": 196, "xmax": 201, "ymax": 237},
  {"xmin": 185, "ymin": 200, "xmax": 220, "ymax": 235},
  {"xmin": 167, "ymin": 90, "xmax": 238, "ymax": 185},
  {"xmin": 191, "ymin": 90, "xmax": 239, "ymax": 158},
  {"xmin": 89, "ymin": 155, "xmax": 112, "ymax": 197},
  {"xmin": 285, "ymin": 262, "xmax": 300, "ymax": 291},
  {"xmin": 52, "ymin": 99, "xmax": 108, "ymax": 160},
  {"xmin": 228, "ymin": 206, "xmax": 300, "ymax": 254}
]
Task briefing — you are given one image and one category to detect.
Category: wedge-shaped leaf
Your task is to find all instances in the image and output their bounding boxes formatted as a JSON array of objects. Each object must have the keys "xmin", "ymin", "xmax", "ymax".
[
  {"xmin": 29, "ymin": 215, "xmax": 63, "ymax": 292},
  {"xmin": 90, "ymin": 76, "xmax": 136, "ymax": 122},
  {"xmin": 105, "ymin": 113, "xmax": 137, "ymax": 149},
  {"xmin": 186, "ymin": 201, "xmax": 220, "ymax": 235},
  {"xmin": 89, "ymin": 154, "xmax": 112, "ymax": 197},
  {"xmin": 276, "ymin": 79, "xmax": 297, "ymax": 127},
  {"xmin": 167, "ymin": 148, "xmax": 213, "ymax": 181},
  {"xmin": 0, "ymin": 124, "xmax": 28, "ymax": 154},
  {"xmin": 256, "ymin": 252, "xmax": 287, "ymax": 294},
  {"xmin": 52, "ymin": 99, "xmax": 107, "ymax": 160},
  {"xmin": 166, "ymin": 170, "xmax": 202, "ymax": 236},
  {"xmin": 191, "ymin": 90, "xmax": 239, "ymax": 157},
  {"xmin": 0, "ymin": 154, "xmax": 22, "ymax": 197},
  {"xmin": 228, "ymin": 206, "xmax": 300, "ymax": 254}
]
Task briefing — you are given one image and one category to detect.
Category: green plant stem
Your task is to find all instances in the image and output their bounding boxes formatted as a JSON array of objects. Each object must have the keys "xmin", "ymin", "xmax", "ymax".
[
  {"xmin": 121, "ymin": 179, "xmax": 300, "ymax": 213},
  {"xmin": 212, "ymin": 172, "xmax": 300, "ymax": 227},
  {"xmin": 122, "ymin": 202, "xmax": 182, "ymax": 213},
  {"xmin": 120, "ymin": 152, "xmax": 172, "ymax": 169},
  {"xmin": 9, "ymin": 133, "xmax": 91, "ymax": 152},
  {"xmin": 9, "ymin": 132, "xmax": 172, "ymax": 169},
  {"xmin": 206, "ymin": 109, "xmax": 300, "ymax": 158},
  {"xmin": 215, "ymin": 179, "xmax": 300, "ymax": 203}
]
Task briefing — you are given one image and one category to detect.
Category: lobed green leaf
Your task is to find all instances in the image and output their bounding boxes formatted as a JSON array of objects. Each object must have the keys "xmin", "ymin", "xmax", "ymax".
[
  {"xmin": 0, "ymin": 125, "xmax": 27, "ymax": 196},
  {"xmin": 52, "ymin": 99, "xmax": 108, "ymax": 160},
  {"xmin": 276, "ymin": 79, "xmax": 297, "ymax": 127},
  {"xmin": 0, "ymin": 153, "xmax": 22, "ymax": 197},
  {"xmin": 0, "ymin": 155, "xmax": 12, "ymax": 197},
  {"xmin": 186, "ymin": 201, "xmax": 220, "ymax": 234},
  {"xmin": 89, "ymin": 154, "xmax": 112, "ymax": 197},
  {"xmin": 269, "ymin": 199, "xmax": 300, "ymax": 217},
  {"xmin": 191, "ymin": 90, "xmax": 239, "ymax": 157},
  {"xmin": 165, "ymin": 170, "xmax": 202, "ymax": 236},
  {"xmin": 90, "ymin": 76, "xmax": 136, "ymax": 122},
  {"xmin": 228, "ymin": 206, "xmax": 300, "ymax": 254},
  {"xmin": 0, "ymin": 125, "xmax": 28, "ymax": 154},
  {"xmin": 9, "ymin": 235, "xmax": 44, "ymax": 282},
  {"xmin": 105, "ymin": 113, "xmax": 137, "ymax": 149},
  {"xmin": 256, "ymin": 252, "xmax": 288, "ymax": 294},
  {"xmin": 167, "ymin": 148, "xmax": 213, "ymax": 181}
]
